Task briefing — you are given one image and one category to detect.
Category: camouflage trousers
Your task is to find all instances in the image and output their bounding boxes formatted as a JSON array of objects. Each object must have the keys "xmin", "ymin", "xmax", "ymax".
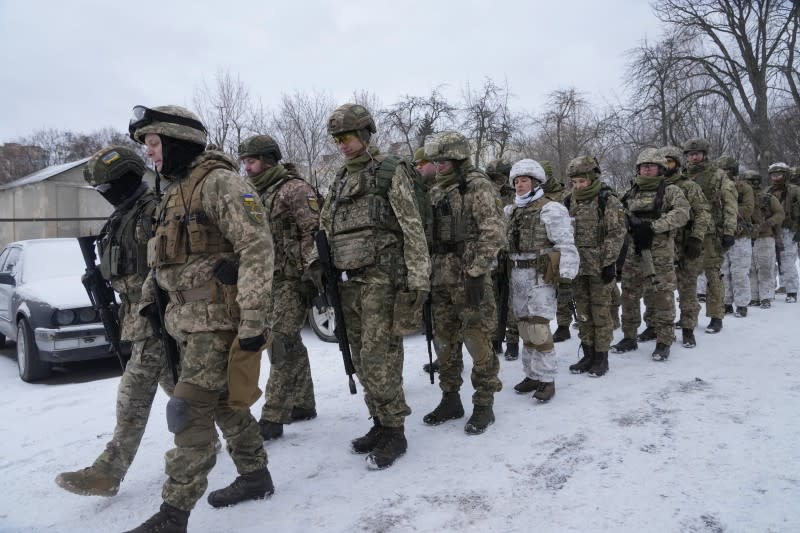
[
  {"xmin": 491, "ymin": 269, "xmax": 518, "ymax": 345},
  {"xmin": 777, "ymin": 228, "xmax": 799, "ymax": 293},
  {"xmin": 621, "ymin": 249, "xmax": 676, "ymax": 345},
  {"xmin": 163, "ymin": 331, "xmax": 266, "ymax": 512},
  {"xmin": 670, "ymin": 253, "xmax": 703, "ymax": 330},
  {"xmin": 432, "ymin": 280, "xmax": 502, "ymax": 407},
  {"xmin": 260, "ymin": 278, "xmax": 315, "ymax": 425},
  {"xmin": 574, "ymin": 275, "xmax": 615, "ymax": 352},
  {"xmin": 702, "ymin": 235, "xmax": 725, "ymax": 319},
  {"xmin": 610, "ymin": 282, "xmax": 621, "ymax": 327},
  {"xmin": 93, "ymin": 336, "xmax": 174, "ymax": 479},
  {"xmin": 749, "ymin": 237, "xmax": 777, "ymax": 301},
  {"xmin": 339, "ymin": 280, "xmax": 410, "ymax": 427},
  {"xmin": 556, "ymin": 293, "xmax": 573, "ymax": 328},
  {"xmin": 722, "ymin": 237, "xmax": 753, "ymax": 308}
]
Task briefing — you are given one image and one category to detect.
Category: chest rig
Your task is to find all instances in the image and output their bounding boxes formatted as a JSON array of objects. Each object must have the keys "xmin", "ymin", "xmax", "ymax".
[
  {"xmin": 147, "ymin": 159, "xmax": 234, "ymax": 268},
  {"xmin": 99, "ymin": 191, "xmax": 156, "ymax": 281},
  {"xmin": 430, "ymin": 177, "xmax": 479, "ymax": 255},
  {"xmin": 506, "ymin": 197, "xmax": 553, "ymax": 254},
  {"xmin": 622, "ymin": 181, "xmax": 666, "ymax": 221}
]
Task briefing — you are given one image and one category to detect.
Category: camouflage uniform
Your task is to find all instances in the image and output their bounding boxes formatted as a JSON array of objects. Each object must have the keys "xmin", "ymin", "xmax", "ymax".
[
  {"xmin": 721, "ymin": 174, "xmax": 754, "ymax": 312},
  {"xmin": 767, "ymin": 163, "xmax": 800, "ymax": 298},
  {"xmin": 744, "ymin": 171, "xmax": 784, "ymax": 303}
]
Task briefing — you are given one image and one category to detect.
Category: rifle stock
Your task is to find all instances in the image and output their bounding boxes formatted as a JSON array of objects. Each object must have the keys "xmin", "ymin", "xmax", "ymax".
[{"xmin": 422, "ymin": 294, "xmax": 435, "ymax": 384}]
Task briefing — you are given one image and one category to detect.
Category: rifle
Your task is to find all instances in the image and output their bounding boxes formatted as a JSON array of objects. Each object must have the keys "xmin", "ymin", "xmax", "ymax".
[
  {"xmin": 77, "ymin": 235, "xmax": 126, "ymax": 371},
  {"xmin": 422, "ymin": 294, "xmax": 435, "ymax": 385},
  {"xmin": 314, "ymin": 229, "xmax": 357, "ymax": 395},
  {"xmin": 150, "ymin": 273, "xmax": 180, "ymax": 384},
  {"xmin": 494, "ymin": 251, "xmax": 510, "ymax": 355}
]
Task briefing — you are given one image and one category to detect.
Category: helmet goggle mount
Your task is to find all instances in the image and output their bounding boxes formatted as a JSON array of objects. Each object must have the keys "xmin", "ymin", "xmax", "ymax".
[{"xmin": 128, "ymin": 105, "xmax": 207, "ymax": 141}]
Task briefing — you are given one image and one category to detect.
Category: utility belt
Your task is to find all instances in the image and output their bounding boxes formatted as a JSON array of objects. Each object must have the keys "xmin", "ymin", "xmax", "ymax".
[
  {"xmin": 430, "ymin": 241, "xmax": 465, "ymax": 255},
  {"xmin": 511, "ymin": 259, "xmax": 538, "ymax": 269},
  {"xmin": 168, "ymin": 283, "xmax": 220, "ymax": 305}
]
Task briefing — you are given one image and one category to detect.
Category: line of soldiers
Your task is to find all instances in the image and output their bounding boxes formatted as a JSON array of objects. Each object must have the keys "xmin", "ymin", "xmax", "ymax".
[{"xmin": 52, "ymin": 103, "xmax": 800, "ymax": 533}]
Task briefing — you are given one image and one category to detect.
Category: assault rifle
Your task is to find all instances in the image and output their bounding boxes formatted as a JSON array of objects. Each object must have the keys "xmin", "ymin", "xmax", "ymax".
[
  {"xmin": 77, "ymin": 235, "xmax": 126, "ymax": 371},
  {"xmin": 495, "ymin": 251, "xmax": 510, "ymax": 353},
  {"xmin": 314, "ymin": 230, "xmax": 357, "ymax": 395},
  {"xmin": 150, "ymin": 273, "xmax": 180, "ymax": 384},
  {"xmin": 422, "ymin": 294, "xmax": 435, "ymax": 385}
]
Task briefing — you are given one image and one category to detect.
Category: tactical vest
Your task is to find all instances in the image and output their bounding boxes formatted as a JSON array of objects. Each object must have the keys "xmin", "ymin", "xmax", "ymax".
[
  {"xmin": 263, "ymin": 173, "xmax": 307, "ymax": 275},
  {"xmin": 568, "ymin": 195, "xmax": 604, "ymax": 247},
  {"xmin": 431, "ymin": 172, "xmax": 484, "ymax": 255},
  {"xmin": 622, "ymin": 181, "xmax": 667, "ymax": 221},
  {"xmin": 148, "ymin": 158, "xmax": 235, "ymax": 268},
  {"xmin": 99, "ymin": 190, "xmax": 156, "ymax": 282},
  {"xmin": 693, "ymin": 167, "xmax": 725, "ymax": 230},
  {"xmin": 506, "ymin": 196, "xmax": 553, "ymax": 254}
]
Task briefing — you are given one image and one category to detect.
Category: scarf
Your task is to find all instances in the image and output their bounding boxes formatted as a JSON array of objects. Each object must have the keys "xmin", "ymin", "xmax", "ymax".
[
  {"xmin": 515, "ymin": 186, "xmax": 543, "ymax": 207},
  {"xmin": 572, "ymin": 178, "xmax": 602, "ymax": 202},
  {"xmin": 249, "ymin": 163, "xmax": 288, "ymax": 193},
  {"xmin": 343, "ymin": 145, "xmax": 379, "ymax": 174},
  {"xmin": 634, "ymin": 174, "xmax": 664, "ymax": 191}
]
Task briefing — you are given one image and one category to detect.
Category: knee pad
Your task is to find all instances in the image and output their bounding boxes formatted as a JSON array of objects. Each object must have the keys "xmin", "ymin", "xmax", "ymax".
[
  {"xmin": 519, "ymin": 318, "xmax": 553, "ymax": 352},
  {"xmin": 169, "ymin": 382, "xmax": 219, "ymax": 447},
  {"xmin": 166, "ymin": 397, "xmax": 190, "ymax": 434}
]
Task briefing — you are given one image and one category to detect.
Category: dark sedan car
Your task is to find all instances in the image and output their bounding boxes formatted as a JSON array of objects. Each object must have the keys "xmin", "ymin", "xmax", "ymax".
[{"xmin": 0, "ymin": 238, "xmax": 113, "ymax": 382}]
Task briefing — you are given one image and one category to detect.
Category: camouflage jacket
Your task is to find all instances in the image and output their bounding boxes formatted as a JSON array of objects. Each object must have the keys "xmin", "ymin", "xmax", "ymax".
[
  {"xmin": 566, "ymin": 189, "xmax": 626, "ymax": 277},
  {"xmin": 767, "ymin": 182, "xmax": 800, "ymax": 232},
  {"xmin": 621, "ymin": 179, "xmax": 691, "ymax": 261},
  {"xmin": 751, "ymin": 188, "xmax": 785, "ymax": 239},
  {"xmin": 665, "ymin": 173, "xmax": 712, "ymax": 248},
  {"xmin": 733, "ymin": 180, "xmax": 755, "ymax": 239},
  {"xmin": 686, "ymin": 162, "xmax": 737, "ymax": 237}
]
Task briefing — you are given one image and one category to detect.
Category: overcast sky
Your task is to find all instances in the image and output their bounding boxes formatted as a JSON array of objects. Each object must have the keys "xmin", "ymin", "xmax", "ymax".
[{"xmin": 0, "ymin": 0, "xmax": 660, "ymax": 143}]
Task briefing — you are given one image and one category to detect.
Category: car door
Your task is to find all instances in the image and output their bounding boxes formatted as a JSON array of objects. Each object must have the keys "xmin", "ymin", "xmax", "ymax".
[{"xmin": 0, "ymin": 247, "xmax": 15, "ymax": 335}]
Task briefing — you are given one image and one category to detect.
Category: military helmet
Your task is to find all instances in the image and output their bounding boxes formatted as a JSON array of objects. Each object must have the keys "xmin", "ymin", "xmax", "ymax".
[
  {"xmin": 636, "ymin": 147, "xmax": 668, "ymax": 169},
  {"xmin": 83, "ymin": 146, "xmax": 146, "ymax": 186},
  {"xmin": 238, "ymin": 134, "xmax": 282, "ymax": 162},
  {"xmin": 129, "ymin": 105, "xmax": 207, "ymax": 147},
  {"xmin": 742, "ymin": 170, "xmax": 761, "ymax": 187},
  {"xmin": 413, "ymin": 147, "xmax": 426, "ymax": 164},
  {"xmin": 486, "ymin": 157, "xmax": 512, "ymax": 179},
  {"xmin": 716, "ymin": 155, "xmax": 739, "ymax": 176},
  {"xmin": 424, "ymin": 131, "xmax": 471, "ymax": 161},
  {"xmin": 682, "ymin": 137, "xmax": 710, "ymax": 154},
  {"xmin": 567, "ymin": 155, "xmax": 601, "ymax": 178},
  {"xmin": 509, "ymin": 159, "xmax": 546, "ymax": 185},
  {"xmin": 539, "ymin": 160, "xmax": 554, "ymax": 180},
  {"xmin": 327, "ymin": 104, "xmax": 376, "ymax": 136},
  {"xmin": 659, "ymin": 145, "xmax": 683, "ymax": 166},
  {"xmin": 768, "ymin": 162, "xmax": 791, "ymax": 175}
]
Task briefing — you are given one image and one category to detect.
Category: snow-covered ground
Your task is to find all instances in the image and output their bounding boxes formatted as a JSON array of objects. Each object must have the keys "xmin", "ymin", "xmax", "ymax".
[{"xmin": 1, "ymin": 294, "xmax": 799, "ymax": 533}]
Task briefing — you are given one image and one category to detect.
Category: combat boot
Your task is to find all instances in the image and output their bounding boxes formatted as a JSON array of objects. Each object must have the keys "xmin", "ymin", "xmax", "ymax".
[
  {"xmin": 735, "ymin": 306, "xmax": 748, "ymax": 317},
  {"xmin": 787, "ymin": 293, "xmax": 797, "ymax": 303},
  {"xmin": 587, "ymin": 351, "xmax": 609, "ymax": 377},
  {"xmin": 423, "ymin": 392, "xmax": 464, "ymax": 425},
  {"xmin": 724, "ymin": 304, "xmax": 734, "ymax": 314},
  {"xmin": 504, "ymin": 343, "xmax": 519, "ymax": 361},
  {"xmin": 55, "ymin": 466, "xmax": 120, "ymax": 497},
  {"xmin": 611, "ymin": 338, "xmax": 638, "ymax": 353},
  {"xmin": 365, "ymin": 426, "xmax": 407, "ymax": 470},
  {"xmin": 513, "ymin": 377, "xmax": 540, "ymax": 393},
  {"xmin": 123, "ymin": 503, "xmax": 189, "ymax": 533},
  {"xmin": 651, "ymin": 342, "xmax": 670, "ymax": 361},
  {"xmin": 464, "ymin": 404, "xmax": 495, "ymax": 434},
  {"xmin": 682, "ymin": 328, "xmax": 696, "ymax": 348},
  {"xmin": 760, "ymin": 299, "xmax": 771, "ymax": 309},
  {"xmin": 422, "ymin": 359, "xmax": 440, "ymax": 374},
  {"xmin": 697, "ymin": 293, "xmax": 707, "ymax": 302},
  {"xmin": 748, "ymin": 299, "xmax": 760, "ymax": 307},
  {"xmin": 258, "ymin": 420, "xmax": 283, "ymax": 441},
  {"xmin": 552, "ymin": 325, "xmax": 571, "ymax": 342},
  {"xmin": 705, "ymin": 318, "xmax": 723, "ymax": 334},
  {"xmin": 207, "ymin": 468, "xmax": 274, "ymax": 508},
  {"xmin": 569, "ymin": 344, "xmax": 595, "ymax": 374},
  {"xmin": 776, "ymin": 286, "xmax": 786, "ymax": 294},
  {"xmin": 636, "ymin": 327, "xmax": 657, "ymax": 342},
  {"xmin": 533, "ymin": 381, "xmax": 556, "ymax": 402},
  {"xmin": 351, "ymin": 419, "xmax": 382, "ymax": 454},
  {"xmin": 291, "ymin": 407, "xmax": 317, "ymax": 421}
]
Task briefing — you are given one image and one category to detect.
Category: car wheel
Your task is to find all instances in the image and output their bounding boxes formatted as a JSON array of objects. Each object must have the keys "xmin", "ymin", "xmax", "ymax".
[
  {"xmin": 17, "ymin": 318, "xmax": 51, "ymax": 382},
  {"xmin": 307, "ymin": 305, "xmax": 337, "ymax": 343}
]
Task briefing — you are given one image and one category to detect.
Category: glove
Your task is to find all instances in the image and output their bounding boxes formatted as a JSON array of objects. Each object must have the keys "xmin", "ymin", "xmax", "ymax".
[
  {"xmin": 465, "ymin": 274, "xmax": 485, "ymax": 307},
  {"xmin": 557, "ymin": 278, "xmax": 572, "ymax": 306},
  {"xmin": 140, "ymin": 303, "xmax": 161, "ymax": 332},
  {"xmin": 721, "ymin": 234, "xmax": 735, "ymax": 250},
  {"xmin": 239, "ymin": 333, "xmax": 267, "ymax": 352},
  {"xmin": 683, "ymin": 236, "xmax": 703, "ymax": 260},
  {"xmin": 302, "ymin": 261, "xmax": 325, "ymax": 293},
  {"xmin": 631, "ymin": 221, "xmax": 654, "ymax": 251},
  {"xmin": 600, "ymin": 264, "xmax": 616, "ymax": 284}
]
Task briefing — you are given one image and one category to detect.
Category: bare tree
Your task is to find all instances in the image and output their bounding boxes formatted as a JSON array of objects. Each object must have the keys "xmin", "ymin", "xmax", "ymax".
[
  {"xmin": 460, "ymin": 78, "xmax": 502, "ymax": 167},
  {"xmin": 382, "ymin": 87, "xmax": 456, "ymax": 157},
  {"xmin": 193, "ymin": 68, "xmax": 252, "ymax": 156}
]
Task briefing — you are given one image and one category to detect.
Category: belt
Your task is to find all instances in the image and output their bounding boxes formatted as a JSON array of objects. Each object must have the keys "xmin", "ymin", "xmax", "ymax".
[
  {"xmin": 511, "ymin": 259, "xmax": 538, "ymax": 269},
  {"xmin": 168, "ymin": 285, "xmax": 217, "ymax": 304}
]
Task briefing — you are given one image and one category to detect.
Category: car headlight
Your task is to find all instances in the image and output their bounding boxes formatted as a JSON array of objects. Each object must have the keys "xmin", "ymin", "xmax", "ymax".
[
  {"xmin": 78, "ymin": 307, "xmax": 98, "ymax": 323},
  {"xmin": 54, "ymin": 309, "xmax": 76, "ymax": 326}
]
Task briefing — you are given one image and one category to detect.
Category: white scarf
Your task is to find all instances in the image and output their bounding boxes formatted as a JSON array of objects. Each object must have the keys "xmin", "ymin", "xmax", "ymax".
[{"xmin": 514, "ymin": 186, "xmax": 543, "ymax": 208}]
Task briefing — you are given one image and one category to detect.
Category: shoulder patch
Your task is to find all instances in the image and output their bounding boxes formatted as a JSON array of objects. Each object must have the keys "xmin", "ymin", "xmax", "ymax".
[
  {"xmin": 306, "ymin": 194, "xmax": 320, "ymax": 213},
  {"xmin": 242, "ymin": 193, "xmax": 264, "ymax": 224}
]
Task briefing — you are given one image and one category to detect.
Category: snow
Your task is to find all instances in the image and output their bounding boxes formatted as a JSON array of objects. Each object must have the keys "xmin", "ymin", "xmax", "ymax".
[{"xmin": 1, "ymin": 295, "xmax": 799, "ymax": 533}]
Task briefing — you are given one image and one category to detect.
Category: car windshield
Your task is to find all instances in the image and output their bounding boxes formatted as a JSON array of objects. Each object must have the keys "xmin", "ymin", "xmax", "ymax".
[{"xmin": 22, "ymin": 240, "xmax": 87, "ymax": 282}]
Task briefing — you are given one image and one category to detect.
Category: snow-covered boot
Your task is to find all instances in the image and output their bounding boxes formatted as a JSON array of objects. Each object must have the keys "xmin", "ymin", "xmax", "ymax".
[
  {"xmin": 760, "ymin": 299, "xmax": 771, "ymax": 309},
  {"xmin": 735, "ymin": 306, "xmax": 748, "ymax": 317},
  {"xmin": 611, "ymin": 338, "xmax": 638, "ymax": 353},
  {"xmin": 587, "ymin": 351, "xmax": 609, "ymax": 377},
  {"xmin": 705, "ymin": 318, "xmax": 723, "ymax": 333},
  {"xmin": 464, "ymin": 404, "xmax": 495, "ymax": 434},
  {"xmin": 636, "ymin": 327, "xmax": 657, "ymax": 342},
  {"xmin": 207, "ymin": 468, "xmax": 274, "ymax": 508},
  {"xmin": 787, "ymin": 293, "xmax": 797, "ymax": 303},
  {"xmin": 682, "ymin": 328, "xmax": 696, "ymax": 348},
  {"xmin": 651, "ymin": 343, "xmax": 670, "ymax": 361},
  {"xmin": 123, "ymin": 503, "xmax": 189, "ymax": 533},
  {"xmin": 423, "ymin": 392, "xmax": 464, "ymax": 425},
  {"xmin": 724, "ymin": 304, "xmax": 734, "ymax": 314},
  {"xmin": 504, "ymin": 343, "xmax": 519, "ymax": 361},
  {"xmin": 258, "ymin": 420, "xmax": 283, "ymax": 441},
  {"xmin": 366, "ymin": 426, "xmax": 407, "ymax": 470},
  {"xmin": 55, "ymin": 466, "xmax": 120, "ymax": 497},
  {"xmin": 533, "ymin": 381, "xmax": 556, "ymax": 402},
  {"xmin": 513, "ymin": 377, "xmax": 540, "ymax": 393},
  {"xmin": 351, "ymin": 419, "xmax": 382, "ymax": 454}
]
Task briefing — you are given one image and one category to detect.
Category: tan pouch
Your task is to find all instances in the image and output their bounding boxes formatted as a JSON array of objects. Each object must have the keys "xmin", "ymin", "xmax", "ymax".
[
  {"xmin": 541, "ymin": 251, "xmax": 561, "ymax": 285},
  {"xmin": 226, "ymin": 335, "xmax": 265, "ymax": 410}
]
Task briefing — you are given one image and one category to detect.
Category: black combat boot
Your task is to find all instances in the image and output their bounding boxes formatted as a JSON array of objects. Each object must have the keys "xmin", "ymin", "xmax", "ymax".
[
  {"xmin": 492, "ymin": 339, "xmax": 503, "ymax": 354},
  {"xmin": 587, "ymin": 351, "xmax": 609, "ymax": 377},
  {"xmin": 682, "ymin": 328, "xmax": 696, "ymax": 348},
  {"xmin": 123, "ymin": 503, "xmax": 189, "ymax": 533},
  {"xmin": 513, "ymin": 377, "xmax": 540, "ymax": 393},
  {"xmin": 552, "ymin": 325, "xmax": 571, "ymax": 342},
  {"xmin": 651, "ymin": 342, "xmax": 670, "ymax": 361},
  {"xmin": 504, "ymin": 343, "xmax": 519, "ymax": 361},
  {"xmin": 787, "ymin": 293, "xmax": 798, "ymax": 303},
  {"xmin": 697, "ymin": 293, "xmax": 707, "ymax": 302},
  {"xmin": 636, "ymin": 327, "xmax": 657, "ymax": 342},
  {"xmin": 611, "ymin": 338, "xmax": 638, "ymax": 353},
  {"xmin": 748, "ymin": 299, "xmax": 760, "ymax": 307},
  {"xmin": 351, "ymin": 419, "xmax": 382, "ymax": 454},
  {"xmin": 291, "ymin": 407, "xmax": 317, "ymax": 421},
  {"xmin": 464, "ymin": 404, "xmax": 495, "ymax": 434},
  {"xmin": 735, "ymin": 306, "xmax": 748, "ymax": 317},
  {"xmin": 365, "ymin": 426, "xmax": 407, "ymax": 470},
  {"xmin": 423, "ymin": 392, "xmax": 464, "ymax": 425},
  {"xmin": 760, "ymin": 299, "xmax": 771, "ymax": 309},
  {"xmin": 258, "ymin": 420, "xmax": 283, "ymax": 441},
  {"xmin": 724, "ymin": 304, "xmax": 734, "ymax": 314},
  {"xmin": 422, "ymin": 359, "xmax": 440, "ymax": 374},
  {"xmin": 705, "ymin": 318, "xmax": 723, "ymax": 333},
  {"xmin": 533, "ymin": 381, "xmax": 556, "ymax": 402},
  {"xmin": 207, "ymin": 468, "xmax": 274, "ymax": 508},
  {"xmin": 569, "ymin": 344, "xmax": 595, "ymax": 374}
]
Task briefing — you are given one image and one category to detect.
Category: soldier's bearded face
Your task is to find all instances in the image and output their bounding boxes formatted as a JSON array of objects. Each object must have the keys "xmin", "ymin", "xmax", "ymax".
[
  {"xmin": 686, "ymin": 151, "xmax": 705, "ymax": 164},
  {"xmin": 514, "ymin": 176, "xmax": 533, "ymax": 195},
  {"xmin": 144, "ymin": 134, "xmax": 163, "ymax": 171},
  {"xmin": 241, "ymin": 156, "xmax": 267, "ymax": 177}
]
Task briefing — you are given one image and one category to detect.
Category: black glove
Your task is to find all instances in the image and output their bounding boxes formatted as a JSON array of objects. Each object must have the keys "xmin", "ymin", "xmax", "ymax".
[
  {"xmin": 303, "ymin": 261, "xmax": 325, "ymax": 293},
  {"xmin": 465, "ymin": 274, "xmax": 485, "ymax": 307},
  {"xmin": 631, "ymin": 221, "xmax": 654, "ymax": 251},
  {"xmin": 239, "ymin": 334, "xmax": 266, "ymax": 352},
  {"xmin": 721, "ymin": 234, "xmax": 735, "ymax": 250},
  {"xmin": 140, "ymin": 303, "xmax": 161, "ymax": 332},
  {"xmin": 683, "ymin": 236, "xmax": 703, "ymax": 260},
  {"xmin": 600, "ymin": 264, "xmax": 616, "ymax": 284},
  {"xmin": 557, "ymin": 279, "xmax": 572, "ymax": 306}
]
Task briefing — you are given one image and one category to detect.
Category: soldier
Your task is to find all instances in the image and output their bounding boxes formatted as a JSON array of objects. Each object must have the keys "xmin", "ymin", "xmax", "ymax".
[
  {"xmin": 422, "ymin": 131, "xmax": 505, "ymax": 430},
  {"xmin": 414, "ymin": 147, "xmax": 437, "ymax": 187},
  {"xmin": 766, "ymin": 162, "xmax": 800, "ymax": 303},
  {"xmin": 563, "ymin": 156, "xmax": 626, "ymax": 378},
  {"xmin": 124, "ymin": 105, "xmax": 273, "ymax": 533},
  {"xmin": 55, "ymin": 146, "xmax": 175, "ymax": 497},
  {"xmin": 238, "ymin": 135, "xmax": 319, "ymax": 441},
  {"xmin": 612, "ymin": 148, "xmax": 690, "ymax": 361},
  {"xmin": 504, "ymin": 159, "xmax": 578, "ymax": 399},
  {"xmin": 321, "ymin": 104, "xmax": 431, "ymax": 469},
  {"xmin": 683, "ymin": 138, "xmax": 738, "ymax": 333},
  {"xmin": 717, "ymin": 155, "xmax": 754, "ymax": 317},
  {"xmin": 743, "ymin": 170, "xmax": 784, "ymax": 308},
  {"xmin": 486, "ymin": 157, "xmax": 519, "ymax": 361}
]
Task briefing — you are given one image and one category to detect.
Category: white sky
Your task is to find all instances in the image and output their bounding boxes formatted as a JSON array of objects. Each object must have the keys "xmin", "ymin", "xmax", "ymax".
[{"xmin": 0, "ymin": 0, "xmax": 658, "ymax": 142}]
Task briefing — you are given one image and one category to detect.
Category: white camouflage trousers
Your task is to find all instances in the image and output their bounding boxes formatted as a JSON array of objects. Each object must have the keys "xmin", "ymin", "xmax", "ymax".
[
  {"xmin": 696, "ymin": 271, "xmax": 707, "ymax": 294},
  {"xmin": 722, "ymin": 237, "xmax": 753, "ymax": 307},
  {"xmin": 749, "ymin": 237, "xmax": 776, "ymax": 301},
  {"xmin": 777, "ymin": 228, "xmax": 799, "ymax": 294}
]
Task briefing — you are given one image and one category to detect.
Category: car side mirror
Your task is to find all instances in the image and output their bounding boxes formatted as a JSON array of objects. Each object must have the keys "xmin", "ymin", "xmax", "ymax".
[{"xmin": 0, "ymin": 272, "xmax": 16, "ymax": 286}]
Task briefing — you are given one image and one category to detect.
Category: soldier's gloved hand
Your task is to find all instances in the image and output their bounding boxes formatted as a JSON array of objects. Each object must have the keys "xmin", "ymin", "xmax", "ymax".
[
  {"xmin": 600, "ymin": 264, "xmax": 616, "ymax": 284},
  {"xmin": 465, "ymin": 274, "xmax": 485, "ymax": 307},
  {"xmin": 239, "ymin": 333, "xmax": 267, "ymax": 352},
  {"xmin": 632, "ymin": 221, "xmax": 654, "ymax": 251},
  {"xmin": 556, "ymin": 278, "xmax": 572, "ymax": 306},
  {"xmin": 140, "ymin": 303, "xmax": 161, "ymax": 332},
  {"xmin": 683, "ymin": 236, "xmax": 704, "ymax": 259},
  {"xmin": 721, "ymin": 234, "xmax": 735, "ymax": 250},
  {"xmin": 302, "ymin": 261, "xmax": 325, "ymax": 293}
]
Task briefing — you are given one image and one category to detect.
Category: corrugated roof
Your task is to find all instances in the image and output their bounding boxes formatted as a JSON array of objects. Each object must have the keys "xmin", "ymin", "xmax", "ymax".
[{"xmin": 0, "ymin": 157, "xmax": 90, "ymax": 190}]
